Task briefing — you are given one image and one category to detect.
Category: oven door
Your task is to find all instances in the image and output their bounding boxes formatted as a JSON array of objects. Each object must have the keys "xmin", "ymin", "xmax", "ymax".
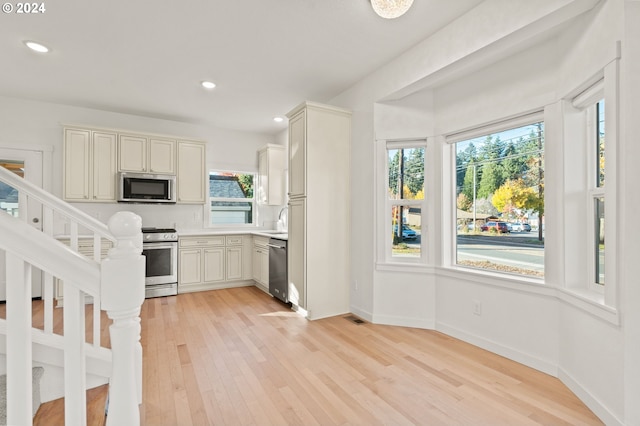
[{"xmin": 142, "ymin": 242, "xmax": 177, "ymax": 285}]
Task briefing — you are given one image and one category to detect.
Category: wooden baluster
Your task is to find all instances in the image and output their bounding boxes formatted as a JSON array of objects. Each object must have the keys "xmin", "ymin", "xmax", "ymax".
[
  {"xmin": 93, "ymin": 233, "xmax": 102, "ymax": 347},
  {"xmin": 64, "ymin": 283, "xmax": 87, "ymax": 426},
  {"xmin": 101, "ymin": 212, "xmax": 144, "ymax": 426},
  {"xmin": 5, "ymin": 252, "xmax": 33, "ymax": 425},
  {"xmin": 42, "ymin": 207, "xmax": 55, "ymax": 333}
]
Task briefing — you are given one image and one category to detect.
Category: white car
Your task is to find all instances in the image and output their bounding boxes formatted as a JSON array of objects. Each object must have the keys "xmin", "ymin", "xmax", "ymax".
[{"xmin": 510, "ymin": 222, "xmax": 531, "ymax": 232}]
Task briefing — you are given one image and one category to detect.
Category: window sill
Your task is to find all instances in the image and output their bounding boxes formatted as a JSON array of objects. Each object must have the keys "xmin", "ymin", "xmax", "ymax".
[
  {"xmin": 437, "ymin": 266, "xmax": 553, "ymax": 296},
  {"xmin": 556, "ymin": 287, "xmax": 619, "ymax": 325},
  {"xmin": 376, "ymin": 261, "xmax": 434, "ymax": 274}
]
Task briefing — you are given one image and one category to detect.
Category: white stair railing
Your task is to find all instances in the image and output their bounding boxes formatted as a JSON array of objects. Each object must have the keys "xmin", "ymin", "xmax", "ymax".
[
  {"xmin": 0, "ymin": 166, "xmax": 115, "ymax": 346},
  {"xmin": 0, "ymin": 166, "xmax": 144, "ymax": 425}
]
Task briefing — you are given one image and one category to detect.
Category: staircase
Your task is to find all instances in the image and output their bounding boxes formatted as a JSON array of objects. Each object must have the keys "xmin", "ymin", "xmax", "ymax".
[{"xmin": 0, "ymin": 166, "xmax": 145, "ymax": 425}]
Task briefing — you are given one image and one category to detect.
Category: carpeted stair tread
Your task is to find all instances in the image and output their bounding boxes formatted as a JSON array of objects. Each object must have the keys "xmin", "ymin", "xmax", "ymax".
[{"xmin": 0, "ymin": 366, "xmax": 45, "ymax": 425}]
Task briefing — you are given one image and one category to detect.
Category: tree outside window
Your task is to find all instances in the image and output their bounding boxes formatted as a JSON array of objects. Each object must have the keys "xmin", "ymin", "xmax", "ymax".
[
  {"xmin": 455, "ymin": 122, "xmax": 544, "ymax": 277},
  {"xmin": 209, "ymin": 171, "xmax": 255, "ymax": 225},
  {"xmin": 387, "ymin": 144, "xmax": 425, "ymax": 259}
]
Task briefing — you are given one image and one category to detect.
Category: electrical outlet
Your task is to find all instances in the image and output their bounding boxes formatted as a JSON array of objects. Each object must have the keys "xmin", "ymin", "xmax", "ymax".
[{"xmin": 473, "ymin": 300, "xmax": 482, "ymax": 316}]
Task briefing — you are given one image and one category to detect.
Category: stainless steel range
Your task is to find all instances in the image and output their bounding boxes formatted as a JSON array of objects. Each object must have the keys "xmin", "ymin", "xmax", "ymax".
[{"xmin": 142, "ymin": 227, "xmax": 178, "ymax": 298}]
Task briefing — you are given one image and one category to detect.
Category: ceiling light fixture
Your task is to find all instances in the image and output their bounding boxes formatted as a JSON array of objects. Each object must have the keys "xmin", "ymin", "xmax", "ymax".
[
  {"xmin": 201, "ymin": 81, "xmax": 216, "ymax": 89},
  {"xmin": 24, "ymin": 40, "xmax": 50, "ymax": 53},
  {"xmin": 273, "ymin": 117, "xmax": 284, "ymax": 123},
  {"xmin": 370, "ymin": 0, "xmax": 413, "ymax": 19}
]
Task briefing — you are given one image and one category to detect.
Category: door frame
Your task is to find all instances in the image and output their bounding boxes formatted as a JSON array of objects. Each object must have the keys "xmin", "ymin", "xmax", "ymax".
[{"xmin": 0, "ymin": 145, "xmax": 52, "ymax": 300}]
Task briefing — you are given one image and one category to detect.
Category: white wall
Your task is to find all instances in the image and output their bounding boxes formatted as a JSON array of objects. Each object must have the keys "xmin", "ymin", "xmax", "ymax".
[
  {"xmin": 0, "ymin": 96, "xmax": 284, "ymax": 230},
  {"xmin": 329, "ymin": 0, "xmax": 636, "ymax": 423}
]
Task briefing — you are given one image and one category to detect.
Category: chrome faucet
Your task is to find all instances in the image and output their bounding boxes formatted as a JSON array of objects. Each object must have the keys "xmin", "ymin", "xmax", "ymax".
[
  {"xmin": 278, "ymin": 206, "xmax": 288, "ymax": 221},
  {"xmin": 277, "ymin": 206, "xmax": 288, "ymax": 231}
]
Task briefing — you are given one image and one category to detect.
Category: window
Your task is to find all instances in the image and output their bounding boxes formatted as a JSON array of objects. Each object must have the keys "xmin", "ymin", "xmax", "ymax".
[
  {"xmin": 385, "ymin": 141, "xmax": 426, "ymax": 262},
  {"xmin": 209, "ymin": 171, "xmax": 255, "ymax": 225},
  {"xmin": 0, "ymin": 160, "xmax": 23, "ymax": 218},
  {"xmin": 592, "ymin": 99, "xmax": 605, "ymax": 286},
  {"xmin": 453, "ymin": 119, "xmax": 544, "ymax": 278}
]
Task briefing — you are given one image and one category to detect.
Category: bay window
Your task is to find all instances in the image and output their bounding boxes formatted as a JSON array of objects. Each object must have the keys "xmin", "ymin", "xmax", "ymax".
[{"xmin": 450, "ymin": 115, "xmax": 545, "ymax": 278}]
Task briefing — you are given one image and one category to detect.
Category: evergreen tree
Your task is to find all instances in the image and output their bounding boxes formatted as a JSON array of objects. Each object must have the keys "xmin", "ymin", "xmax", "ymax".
[{"xmin": 404, "ymin": 148, "xmax": 425, "ymax": 197}]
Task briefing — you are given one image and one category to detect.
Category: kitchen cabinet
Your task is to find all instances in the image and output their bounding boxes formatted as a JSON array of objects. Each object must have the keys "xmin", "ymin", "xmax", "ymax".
[
  {"xmin": 286, "ymin": 101, "xmax": 351, "ymax": 320},
  {"xmin": 63, "ymin": 128, "xmax": 117, "ymax": 202},
  {"xmin": 177, "ymin": 141, "xmax": 206, "ymax": 204},
  {"xmin": 257, "ymin": 144, "xmax": 285, "ymax": 205},
  {"xmin": 288, "ymin": 111, "xmax": 306, "ymax": 198},
  {"xmin": 178, "ymin": 234, "xmax": 251, "ymax": 293},
  {"xmin": 252, "ymin": 236, "xmax": 269, "ymax": 290},
  {"xmin": 118, "ymin": 135, "xmax": 176, "ymax": 174},
  {"xmin": 203, "ymin": 248, "xmax": 225, "ymax": 282}
]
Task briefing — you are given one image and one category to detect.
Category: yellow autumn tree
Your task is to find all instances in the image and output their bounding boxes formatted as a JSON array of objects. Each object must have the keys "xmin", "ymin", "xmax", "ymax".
[{"xmin": 491, "ymin": 179, "xmax": 535, "ymax": 217}]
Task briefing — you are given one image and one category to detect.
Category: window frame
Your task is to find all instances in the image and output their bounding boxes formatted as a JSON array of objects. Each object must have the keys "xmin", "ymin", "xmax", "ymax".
[
  {"xmin": 446, "ymin": 112, "xmax": 545, "ymax": 280},
  {"xmin": 561, "ymin": 57, "xmax": 619, "ymax": 315},
  {"xmin": 376, "ymin": 139, "xmax": 428, "ymax": 268},
  {"xmin": 573, "ymin": 83, "xmax": 606, "ymax": 294},
  {"xmin": 207, "ymin": 169, "xmax": 257, "ymax": 227}
]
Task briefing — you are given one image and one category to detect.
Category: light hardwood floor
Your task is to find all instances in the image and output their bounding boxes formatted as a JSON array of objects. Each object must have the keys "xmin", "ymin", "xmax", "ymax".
[{"xmin": 18, "ymin": 286, "xmax": 603, "ymax": 425}]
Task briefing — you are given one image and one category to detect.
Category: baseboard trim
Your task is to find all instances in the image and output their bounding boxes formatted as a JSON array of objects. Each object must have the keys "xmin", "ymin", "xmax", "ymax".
[
  {"xmin": 436, "ymin": 321, "xmax": 558, "ymax": 376},
  {"xmin": 558, "ymin": 367, "xmax": 623, "ymax": 426}
]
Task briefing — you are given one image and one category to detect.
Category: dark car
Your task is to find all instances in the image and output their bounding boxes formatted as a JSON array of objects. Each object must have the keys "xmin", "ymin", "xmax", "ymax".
[
  {"xmin": 393, "ymin": 224, "xmax": 417, "ymax": 240},
  {"xmin": 481, "ymin": 221, "xmax": 510, "ymax": 233}
]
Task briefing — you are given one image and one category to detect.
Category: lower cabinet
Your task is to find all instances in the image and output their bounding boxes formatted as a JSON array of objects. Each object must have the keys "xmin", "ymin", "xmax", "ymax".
[
  {"xmin": 252, "ymin": 237, "xmax": 269, "ymax": 291},
  {"xmin": 178, "ymin": 234, "xmax": 251, "ymax": 293}
]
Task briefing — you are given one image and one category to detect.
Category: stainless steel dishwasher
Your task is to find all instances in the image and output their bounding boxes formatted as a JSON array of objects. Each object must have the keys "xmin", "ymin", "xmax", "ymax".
[{"xmin": 268, "ymin": 237, "xmax": 288, "ymax": 303}]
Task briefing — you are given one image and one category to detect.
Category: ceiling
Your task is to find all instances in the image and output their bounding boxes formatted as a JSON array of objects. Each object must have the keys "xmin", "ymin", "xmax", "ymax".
[{"xmin": 0, "ymin": 0, "xmax": 483, "ymax": 135}]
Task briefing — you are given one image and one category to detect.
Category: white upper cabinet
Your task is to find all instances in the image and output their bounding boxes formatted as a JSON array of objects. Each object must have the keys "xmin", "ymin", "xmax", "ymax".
[
  {"xmin": 64, "ymin": 128, "xmax": 117, "ymax": 202},
  {"xmin": 288, "ymin": 110, "xmax": 306, "ymax": 198},
  {"xmin": 119, "ymin": 135, "xmax": 176, "ymax": 174},
  {"xmin": 257, "ymin": 144, "xmax": 285, "ymax": 205},
  {"xmin": 63, "ymin": 125, "xmax": 205, "ymax": 204},
  {"xmin": 177, "ymin": 141, "xmax": 206, "ymax": 204},
  {"xmin": 118, "ymin": 135, "xmax": 147, "ymax": 172},
  {"xmin": 148, "ymin": 138, "xmax": 176, "ymax": 174}
]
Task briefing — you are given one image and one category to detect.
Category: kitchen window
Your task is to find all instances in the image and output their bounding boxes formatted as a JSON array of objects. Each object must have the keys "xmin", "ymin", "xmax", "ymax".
[
  {"xmin": 451, "ymin": 115, "xmax": 545, "ymax": 278},
  {"xmin": 209, "ymin": 171, "xmax": 255, "ymax": 225}
]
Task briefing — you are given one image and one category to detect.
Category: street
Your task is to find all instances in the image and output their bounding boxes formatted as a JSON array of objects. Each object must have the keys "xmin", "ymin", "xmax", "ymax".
[{"xmin": 456, "ymin": 234, "xmax": 544, "ymax": 274}]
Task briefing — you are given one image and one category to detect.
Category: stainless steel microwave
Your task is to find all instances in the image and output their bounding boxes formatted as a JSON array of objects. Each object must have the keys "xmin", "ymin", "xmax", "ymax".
[{"xmin": 118, "ymin": 172, "xmax": 176, "ymax": 203}]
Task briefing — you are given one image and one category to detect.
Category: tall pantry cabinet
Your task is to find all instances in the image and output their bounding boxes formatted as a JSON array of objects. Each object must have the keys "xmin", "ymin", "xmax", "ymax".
[{"xmin": 286, "ymin": 101, "xmax": 351, "ymax": 320}]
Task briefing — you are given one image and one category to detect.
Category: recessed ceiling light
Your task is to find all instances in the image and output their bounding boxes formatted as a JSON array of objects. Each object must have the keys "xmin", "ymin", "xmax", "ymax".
[
  {"xmin": 24, "ymin": 41, "xmax": 50, "ymax": 53},
  {"xmin": 273, "ymin": 116, "xmax": 284, "ymax": 123},
  {"xmin": 201, "ymin": 81, "xmax": 216, "ymax": 89}
]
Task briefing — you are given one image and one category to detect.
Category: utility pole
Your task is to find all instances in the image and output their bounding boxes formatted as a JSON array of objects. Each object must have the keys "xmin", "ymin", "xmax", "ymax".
[
  {"xmin": 398, "ymin": 149, "xmax": 404, "ymax": 240},
  {"xmin": 537, "ymin": 123, "xmax": 543, "ymax": 241},
  {"xmin": 472, "ymin": 163, "xmax": 477, "ymax": 225}
]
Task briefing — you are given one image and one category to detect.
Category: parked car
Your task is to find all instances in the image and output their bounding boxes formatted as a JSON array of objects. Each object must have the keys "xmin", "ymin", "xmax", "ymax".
[
  {"xmin": 481, "ymin": 221, "xmax": 510, "ymax": 233},
  {"xmin": 393, "ymin": 224, "xmax": 417, "ymax": 240},
  {"xmin": 510, "ymin": 222, "xmax": 531, "ymax": 232}
]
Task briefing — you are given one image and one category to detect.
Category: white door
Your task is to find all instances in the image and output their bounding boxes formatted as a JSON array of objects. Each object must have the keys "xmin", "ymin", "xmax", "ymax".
[{"xmin": 0, "ymin": 147, "xmax": 44, "ymax": 300}]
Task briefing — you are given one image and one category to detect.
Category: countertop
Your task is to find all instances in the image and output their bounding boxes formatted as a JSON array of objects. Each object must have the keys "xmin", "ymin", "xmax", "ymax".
[{"xmin": 178, "ymin": 229, "xmax": 288, "ymax": 240}]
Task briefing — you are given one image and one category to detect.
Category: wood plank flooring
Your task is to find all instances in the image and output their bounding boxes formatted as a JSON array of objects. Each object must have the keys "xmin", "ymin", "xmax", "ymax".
[
  {"xmin": 17, "ymin": 286, "xmax": 603, "ymax": 425},
  {"xmin": 139, "ymin": 287, "xmax": 602, "ymax": 425}
]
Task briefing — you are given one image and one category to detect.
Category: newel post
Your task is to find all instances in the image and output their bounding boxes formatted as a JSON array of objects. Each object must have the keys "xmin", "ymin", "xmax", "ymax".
[{"xmin": 101, "ymin": 212, "xmax": 145, "ymax": 426}]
